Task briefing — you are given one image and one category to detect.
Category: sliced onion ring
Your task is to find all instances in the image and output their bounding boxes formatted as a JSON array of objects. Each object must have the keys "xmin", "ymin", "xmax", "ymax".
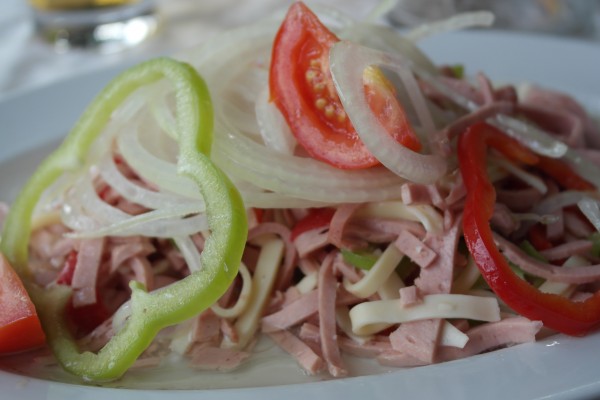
[
  {"xmin": 330, "ymin": 41, "xmax": 447, "ymax": 184},
  {"xmin": 405, "ymin": 11, "xmax": 494, "ymax": 42}
]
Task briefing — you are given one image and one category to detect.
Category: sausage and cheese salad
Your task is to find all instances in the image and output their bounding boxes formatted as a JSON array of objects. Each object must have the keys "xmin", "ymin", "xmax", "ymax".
[{"xmin": 1, "ymin": 1, "xmax": 600, "ymax": 383}]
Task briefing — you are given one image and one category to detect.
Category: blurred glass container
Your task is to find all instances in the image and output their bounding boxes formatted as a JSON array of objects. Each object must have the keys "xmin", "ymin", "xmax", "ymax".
[
  {"xmin": 388, "ymin": 0, "xmax": 598, "ymax": 38},
  {"xmin": 30, "ymin": 0, "xmax": 159, "ymax": 53}
]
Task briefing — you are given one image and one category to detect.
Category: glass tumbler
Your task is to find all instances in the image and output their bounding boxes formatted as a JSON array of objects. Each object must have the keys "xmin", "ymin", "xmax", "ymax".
[{"xmin": 29, "ymin": 0, "xmax": 159, "ymax": 52}]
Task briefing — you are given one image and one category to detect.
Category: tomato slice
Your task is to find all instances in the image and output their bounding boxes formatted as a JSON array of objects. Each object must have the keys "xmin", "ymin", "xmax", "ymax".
[
  {"xmin": 0, "ymin": 253, "xmax": 45, "ymax": 354},
  {"xmin": 269, "ymin": 2, "xmax": 421, "ymax": 169}
]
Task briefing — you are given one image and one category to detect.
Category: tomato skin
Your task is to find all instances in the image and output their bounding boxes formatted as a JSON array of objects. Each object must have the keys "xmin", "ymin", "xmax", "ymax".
[
  {"xmin": 269, "ymin": 2, "xmax": 420, "ymax": 169},
  {"xmin": 0, "ymin": 253, "xmax": 45, "ymax": 354}
]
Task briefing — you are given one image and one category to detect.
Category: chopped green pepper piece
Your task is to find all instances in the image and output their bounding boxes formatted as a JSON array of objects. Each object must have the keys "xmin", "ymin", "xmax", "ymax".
[
  {"xmin": 449, "ymin": 64, "xmax": 464, "ymax": 79},
  {"xmin": 590, "ymin": 232, "xmax": 600, "ymax": 258},
  {"xmin": 517, "ymin": 240, "xmax": 547, "ymax": 287},
  {"xmin": 0, "ymin": 58, "xmax": 248, "ymax": 382},
  {"xmin": 341, "ymin": 248, "xmax": 379, "ymax": 270},
  {"xmin": 519, "ymin": 240, "xmax": 548, "ymax": 263}
]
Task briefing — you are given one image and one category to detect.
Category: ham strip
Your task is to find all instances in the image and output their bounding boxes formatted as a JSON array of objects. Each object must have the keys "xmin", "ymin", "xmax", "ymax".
[
  {"xmin": 539, "ymin": 240, "xmax": 593, "ymax": 262},
  {"xmin": 300, "ymin": 322, "xmax": 392, "ymax": 359},
  {"xmin": 495, "ymin": 234, "xmax": 600, "ymax": 283},
  {"xmin": 347, "ymin": 218, "xmax": 426, "ymax": 242},
  {"xmin": 131, "ymin": 357, "xmax": 161, "ymax": 369},
  {"xmin": 30, "ymin": 228, "xmax": 78, "ymax": 261},
  {"xmin": 438, "ymin": 317, "xmax": 542, "ymax": 361},
  {"xmin": 545, "ymin": 210, "xmax": 564, "ymax": 242},
  {"xmin": 266, "ymin": 330, "xmax": 324, "ymax": 375},
  {"xmin": 334, "ymin": 256, "xmax": 363, "ymax": 284},
  {"xmin": 490, "ymin": 203, "xmax": 519, "ymax": 236},
  {"xmin": 415, "ymin": 216, "xmax": 461, "ymax": 295},
  {"xmin": 189, "ymin": 345, "xmax": 250, "ymax": 371},
  {"xmin": 129, "ymin": 256, "xmax": 155, "ymax": 291},
  {"xmin": 71, "ymin": 238, "xmax": 105, "ymax": 307},
  {"xmin": 191, "ymin": 309, "xmax": 221, "ymax": 346},
  {"xmin": 401, "ymin": 183, "xmax": 445, "ymax": 209},
  {"xmin": 438, "ymin": 76, "xmax": 484, "ymax": 105},
  {"xmin": 294, "ymin": 227, "xmax": 329, "ymax": 258},
  {"xmin": 399, "ymin": 285, "xmax": 421, "ymax": 307},
  {"xmin": 394, "ymin": 230, "xmax": 437, "ymax": 269},
  {"xmin": 261, "ymin": 290, "xmax": 319, "ymax": 332},
  {"xmin": 389, "ymin": 319, "xmax": 443, "ymax": 364},
  {"xmin": 328, "ymin": 203, "xmax": 364, "ymax": 250},
  {"xmin": 524, "ymin": 85, "xmax": 600, "ymax": 148},
  {"xmin": 377, "ymin": 350, "xmax": 429, "ymax": 367},
  {"xmin": 444, "ymin": 101, "xmax": 514, "ymax": 140},
  {"xmin": 518, "ymin": 104, "xmax": 584, "ymax": 148},
  {"xmin": 401, "ymin": 183, "xmax": 433, "ymax": 205},
  {"xmin": 564, "ymin": 211, "xmax": 594, "ymax": 238},
  {"xmin": 318, "ymin": 253, "xmax": 347, "ymax": 377},
  {"xmin": 389, "ymin": 217, "xmax": 461, "ymax": 363},
  {"xmin": 248, "ymin": 222, "xmax": 296, "ymax": 290},
  {"xmin": 339, "ymin": 336, "xmax": 392, "ymax": 358},
  {"xmin": 110, "ymin": 240, "xmax": 155, "ymax": 273},
  {"xmin": 496, "ymin": 187, "xmax": 544, "ymax": 212}
]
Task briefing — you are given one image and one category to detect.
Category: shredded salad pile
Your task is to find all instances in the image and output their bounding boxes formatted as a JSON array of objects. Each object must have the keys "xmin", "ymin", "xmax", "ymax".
[{"xmin": 2, "ymin": 1, "xmax": 600, "ymax": 382}]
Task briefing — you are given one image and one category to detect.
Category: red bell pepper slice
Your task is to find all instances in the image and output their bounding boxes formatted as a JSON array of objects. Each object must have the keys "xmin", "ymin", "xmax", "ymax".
[
  {"xmin": 291, "ymin": 207, "xmax": 336, "ymax": 241},
  {"xmin": 459, "ymin": 122, "xmax": 600, "ymax": 336}
]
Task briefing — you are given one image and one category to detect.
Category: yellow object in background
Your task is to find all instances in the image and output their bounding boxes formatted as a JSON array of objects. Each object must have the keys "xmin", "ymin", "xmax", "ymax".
[{"xmin": 29, "ymin": 0, "xmax": 139, "ymax": 11}]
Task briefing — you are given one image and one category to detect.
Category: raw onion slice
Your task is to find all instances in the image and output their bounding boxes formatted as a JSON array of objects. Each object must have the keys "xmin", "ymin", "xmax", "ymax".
[
  {"xmin": 68, "ymin": 208, "xmax": 209, "ymax": 238},
  {"xmin": 330, "ymin": 41, "xmax": 447, "ymax": 184},
  {"xmin": 117, "ymin": 125, "xmax": 203, "ymax": 199},
  {"xmin": 363, "ymin": 0, "xmax": 397, "ymax": 23},
  {"xmin": 63, "ymin": 174, "xmax": 208, "ymax": 238},
  {"xmin": 341, "ymin": 23, "xmax": 439, "ymax": 75},
  {"xmin": 255, "ymin": 85, "xmax": 297, "ymax": 155},
  {"xmin": 490, "ymin": 155, "xmax": 547, "ymax": 194},
  {"xmin": 174, "ymin": 11, "xmax": 439, "ymax": 203},
  {"xmin": 98, "ymin": 155, "xmax": 202, "ymax": 211},
  {"xmin": 535, "ymin": 191, "xmax": 593, "ymax": 214},
  {"xmin": 173, "ymin": 236, "xmax": 203, "ymax": 272},
  {"xmin": 61, "ymin": 174, "xmax": 131, "ymax": 233},
  {"xmin": 578, "ymin": 197, "xmax": 600, "ymax": 231},
  {"xmin": 405, "ymin": 11, "xmax": 495, "ymax": 42}
]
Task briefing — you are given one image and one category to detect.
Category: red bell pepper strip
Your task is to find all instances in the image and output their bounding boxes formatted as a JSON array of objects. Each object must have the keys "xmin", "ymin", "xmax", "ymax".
[
  {"xmin": 527, "ymin": 224, "xmax": 554, "ymax": 252},
  {"xmin": 536, "ymin": 155, "xmax": 595, "ymax": 191},
  {"xmin": 290, "ymin": 207, "xmax": 336, "ymax": 241},
  {"xmin": 459, "ymin": 122, "xmax": 600, "ymax": 336}
]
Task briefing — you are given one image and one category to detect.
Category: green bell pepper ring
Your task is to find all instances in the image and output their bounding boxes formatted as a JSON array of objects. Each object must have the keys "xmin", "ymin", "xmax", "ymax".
[{"xmin": 0, "ymin": 57, "xmax": 248, "ymax": 381}]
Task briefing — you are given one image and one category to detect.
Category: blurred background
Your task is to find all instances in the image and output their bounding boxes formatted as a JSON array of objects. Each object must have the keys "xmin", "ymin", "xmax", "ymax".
[{"xmin": 0, "ymin": 0, "xmax": 598, "ymax": 101}]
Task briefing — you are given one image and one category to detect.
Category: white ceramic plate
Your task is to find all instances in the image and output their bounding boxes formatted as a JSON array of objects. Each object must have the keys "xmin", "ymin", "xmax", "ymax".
[{"xmin": 1, "ymin": 30, "xmax": 600, "ymax": 400}]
